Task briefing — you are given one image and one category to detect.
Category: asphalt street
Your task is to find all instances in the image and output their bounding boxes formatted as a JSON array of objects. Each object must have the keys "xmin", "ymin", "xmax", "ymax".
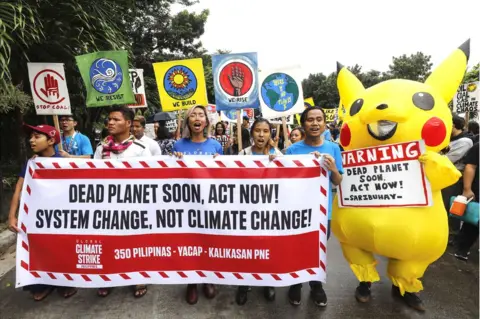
[{"xmin": 0, "ymin": 237, "xmax": 477, "ymax": 319}]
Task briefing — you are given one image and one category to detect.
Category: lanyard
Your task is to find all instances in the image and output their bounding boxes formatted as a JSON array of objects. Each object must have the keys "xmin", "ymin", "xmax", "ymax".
[{"xmin": 63, "ymin": 131, "xmax": 77, "ymax": 153}]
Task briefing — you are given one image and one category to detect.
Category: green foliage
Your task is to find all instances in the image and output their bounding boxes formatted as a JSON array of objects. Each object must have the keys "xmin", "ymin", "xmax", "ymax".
[
  {"xmin": 463, "ymin": 63, "xmax": 479, "ymax": 84},
  {"xmin": 303, "ymin": 52, "xmax": 434, "ymax": 108},
  {"xmin": 0, "ymin": 83, "xmax": 32, "ymax": 114},
  {"xmin": 386, "ymin": 52, "xmax": 432, "ymax": 82},
  {"xmin": 0, "ymin": 1, "xmax": 44, "ymax": 93}
]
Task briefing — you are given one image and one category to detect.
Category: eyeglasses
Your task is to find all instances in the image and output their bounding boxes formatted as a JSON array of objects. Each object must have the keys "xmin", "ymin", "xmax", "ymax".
[{"xmin": 60, "ymin": 119, "xmax": 74, "ymax": 122}]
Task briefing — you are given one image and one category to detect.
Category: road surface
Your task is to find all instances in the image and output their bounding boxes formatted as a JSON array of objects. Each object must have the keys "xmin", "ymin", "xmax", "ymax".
[{"xmin": 0, "ymin": 237, "xmax": 477, "ymax": 319}]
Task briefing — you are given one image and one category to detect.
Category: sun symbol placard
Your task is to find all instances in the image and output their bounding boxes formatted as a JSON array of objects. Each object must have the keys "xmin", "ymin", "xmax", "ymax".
[{"xmin": 168, "ymin": 69, "xmax": 191, "ymax": 90}]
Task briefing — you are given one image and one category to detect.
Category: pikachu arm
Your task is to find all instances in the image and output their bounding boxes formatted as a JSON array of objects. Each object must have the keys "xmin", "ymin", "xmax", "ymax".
[{"xmin": 419, "ymin": 151, "xmax": 461, "ymax": 192}]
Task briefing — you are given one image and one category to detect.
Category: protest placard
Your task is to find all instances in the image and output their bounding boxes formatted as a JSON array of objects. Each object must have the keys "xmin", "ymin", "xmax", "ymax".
[
  {"xmin": 338, "ymin": 141, "xmax": 432, "ymax": 207},
  {"xmin": 128, "ymin": 69, "xmax": 148, "ymax": 108},
  {"xmin": 27, "ymin": 63, "xmax": 72, "ymax": 115},
  {"xmin": 220, "ymin": 109, "xmax": 254, "ymax": 123},
  {"xmin": 454, "ymin": 82, "xmax": 479, "ymax": 114},
  {"xmin": 16, "ymin": 156, "xmax": 328, "ymax": 288},
  {"xmin": 259, "ymin": 66, "xmax": 304, "ymax": 119},
  {"xmin": 265, "ymin": 114, "xmax": 294, "ymax": 125},
  {"xmin": 324, "ymin": 108, "xmax": 336, "ymax": 123},
  {"xmin": 153, "ymin": 58, "xmax": 208, "ymax": 112},
  {"xmin": 212, "ymin": 52, "xmax": 260, "ymax": 111},
  {"xmin": 75, "ymin": 50, "xmax": 135, "ymax": 107}
]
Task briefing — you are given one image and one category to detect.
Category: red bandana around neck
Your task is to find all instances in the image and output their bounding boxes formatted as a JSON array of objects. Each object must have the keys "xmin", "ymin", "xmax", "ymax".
[{"xmin": 101, "ymin": 135, "xmax": 135, "ymax": 159}]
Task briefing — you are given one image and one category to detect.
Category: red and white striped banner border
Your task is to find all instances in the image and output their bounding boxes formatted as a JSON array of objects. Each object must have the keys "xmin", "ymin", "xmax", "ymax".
[{"xmin": 17, "ymin": 157, "xmax": 329, "ymax": 286}]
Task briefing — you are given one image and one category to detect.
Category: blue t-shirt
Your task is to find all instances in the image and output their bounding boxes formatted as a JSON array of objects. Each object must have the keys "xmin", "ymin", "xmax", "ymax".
[
  {"xmin": 19, "ymin": 153, "xmax": 62, "ymax": 178},
  {"xmin": 252, "ymin": 148, "xmax": 276, "ymax": 155},
  {"xmin": 172, "ymin": 138, "xmax": 223, "ymax": 155},
  {"xmin": 55, "ymin": 132, "xmax": 93, "ymax": 156},
  {"xmin": 286, "ymin": 140, "xmax": 344, "ymax": 220},
  {"xmin": 322, "ymin": 129, "xmax": 332, "ymax": 141}
]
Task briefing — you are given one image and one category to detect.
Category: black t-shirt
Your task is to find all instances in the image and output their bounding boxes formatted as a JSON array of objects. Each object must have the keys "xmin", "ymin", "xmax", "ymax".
[{"xmin": 463, "ymin": 142, "xmax": 479, "ymax": 200}]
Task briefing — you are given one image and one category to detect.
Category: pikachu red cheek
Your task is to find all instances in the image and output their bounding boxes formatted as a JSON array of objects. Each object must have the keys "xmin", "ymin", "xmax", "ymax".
[
  {"xmin": 421, "ymin": 117, "xmax": 447, "ymax": 147},
  {"xmin": 340, "ymin": 123, "xmax": 351, "ymax": 147}
]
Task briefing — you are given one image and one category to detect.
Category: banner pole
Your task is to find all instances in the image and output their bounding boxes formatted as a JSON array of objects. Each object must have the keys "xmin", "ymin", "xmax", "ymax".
[
  {"xmin": 237, "ymin": 109, "xmax": 243, "ymax": 152},
  {"xmin": 53, "ymin": 115, "xmax": 63, "ymax": 151}
]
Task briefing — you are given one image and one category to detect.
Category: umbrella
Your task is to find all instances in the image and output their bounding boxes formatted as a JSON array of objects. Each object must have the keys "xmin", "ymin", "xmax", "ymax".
[{"xmin": 147, "ymin": 112, "xmax": 177, "ymax": 123}]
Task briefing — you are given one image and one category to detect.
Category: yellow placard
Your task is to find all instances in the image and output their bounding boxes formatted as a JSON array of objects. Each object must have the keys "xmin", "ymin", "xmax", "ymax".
[
  {"xmin": 304, "ymin": 97, "xmax": 315, "ymax": 107},
  {"xmin": 295, "ymin": 113, "xmax": 301, "ymax": 124},
  {"xmin": 153, "ymin": 58, "xmax": 208, "ymax": 112},
  {"xmin": 324, "ymin": 108, "xmax": 337, "ymax": 122}
]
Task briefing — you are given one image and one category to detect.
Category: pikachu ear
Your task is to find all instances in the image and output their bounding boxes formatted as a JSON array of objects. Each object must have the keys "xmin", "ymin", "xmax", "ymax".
[
  {"xmin": 425, "ymin": 39, "xmax": 470, "ymax": 103},
  {"xmin": 336, "ymin": 62, "xmax": 365, "ymax": 114}
]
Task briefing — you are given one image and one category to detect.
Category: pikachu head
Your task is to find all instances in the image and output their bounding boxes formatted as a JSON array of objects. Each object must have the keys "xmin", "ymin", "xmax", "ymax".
[{"xmin": 337, "ymin": 40, "xmax": 470, "ymax": 152}]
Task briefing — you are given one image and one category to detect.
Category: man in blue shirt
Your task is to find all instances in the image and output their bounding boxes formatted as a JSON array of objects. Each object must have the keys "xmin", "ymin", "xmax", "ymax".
[
  {"xmin": 55, "ymin": 114, "xmax": 93, "ymax": 158},
  {"xmin": 286, "ymin": 106, "xmax": 344, "ymax": 308}
]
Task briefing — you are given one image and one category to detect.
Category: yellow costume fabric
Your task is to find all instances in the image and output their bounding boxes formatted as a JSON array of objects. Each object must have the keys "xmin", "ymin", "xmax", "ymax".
[{"xmin": 332, "ymin": 40, "xmax": 470, "ymax": 295}]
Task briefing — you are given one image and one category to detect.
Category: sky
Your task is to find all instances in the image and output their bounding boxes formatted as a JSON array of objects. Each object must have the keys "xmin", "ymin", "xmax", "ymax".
[{"xmin": 173, "ymin": 0, "xmax": 480, "ymax": 80}]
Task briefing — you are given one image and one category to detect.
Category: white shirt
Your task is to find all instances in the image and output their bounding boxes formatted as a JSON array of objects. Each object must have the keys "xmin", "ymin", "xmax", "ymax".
[
  {"xmin": 139, "ymin": 135, "xmax": 162, "ymax": 156},
  {"xmin": 94, "ymin": 138, "xmax": 152, "ymax": 159}
]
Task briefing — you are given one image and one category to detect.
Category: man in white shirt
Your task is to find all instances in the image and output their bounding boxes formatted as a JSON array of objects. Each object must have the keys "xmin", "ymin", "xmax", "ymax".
[
  {"xmin": 94, "ymin": 107, "xmax": 151, "ymax": 159},
  {"xmin": 94, "ymin": 106, "xmax": 151, "ymax": 297},
  {"xmin": 132, "ymin": 115, "xmax": 162, "ymax": 156}
]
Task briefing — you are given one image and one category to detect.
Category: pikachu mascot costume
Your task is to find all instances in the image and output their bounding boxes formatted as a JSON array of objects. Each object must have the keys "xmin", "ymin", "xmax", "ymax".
[{"xmin": 332, "ymin": 40, "xmax": 470, "ymax": 312}]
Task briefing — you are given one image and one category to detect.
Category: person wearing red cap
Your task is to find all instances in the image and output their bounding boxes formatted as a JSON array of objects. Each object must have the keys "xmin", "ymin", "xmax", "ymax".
[{"xmin": 8, "ymin": 124, "xmax": 78, "ymax": 301}]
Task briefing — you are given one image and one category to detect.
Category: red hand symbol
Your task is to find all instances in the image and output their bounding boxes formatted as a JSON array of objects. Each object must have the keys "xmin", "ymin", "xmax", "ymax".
[{"xmin": 40, "ymin": 74, "xmax": 59, "ymax": 99}]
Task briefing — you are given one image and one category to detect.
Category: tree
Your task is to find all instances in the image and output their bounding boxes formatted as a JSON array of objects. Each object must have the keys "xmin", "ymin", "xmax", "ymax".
[
  {"xmin": 1, "ymin": 0, "xmax": 210, "ymax": 167},
  {"xmin": 386, "ymin": 52, "xmax": 432, "ymax": 82}
]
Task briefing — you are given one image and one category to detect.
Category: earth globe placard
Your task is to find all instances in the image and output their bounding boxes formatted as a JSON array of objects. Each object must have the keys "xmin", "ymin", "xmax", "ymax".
[
  {"xmin": 261, "ymin": 73, "xmax": 299, "ymax": 112},
  {"xmin": 163, "ymin": 65, "xmax": 198, "ymax": 100}
]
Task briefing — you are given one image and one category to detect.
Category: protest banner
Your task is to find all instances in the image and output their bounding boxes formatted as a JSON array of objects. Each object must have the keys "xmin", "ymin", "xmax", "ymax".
[
  {"xmin": 338, "ymin": 140, "xmax": 432, "ymax": 208},
  {"xmin": 304, "ymin": 97, "xmax": 315, "ymax": 107},
  {"xmin": 27, "ymin": 63, "xmax": 72, "ymax": 115},
  {"xmin": 153, "ymin": 58, "xmax": 208, "ymax": 112},
  {"xmin": 324, "ymin": 108, "xmax": 336, "ymax": 123},
  {"xmin": 265, "ymin": 114, "xmax": 294, "ymax": 125},
  {"xmin": 212, "ymin": 52, "xmax": 260, "ymax": 111},
  {"xmin": 16, "ymin": 156, "xmax": 328, "ymax": 288},
  {"xmin": 454, "ymin": 82, "xmax": 479, "ymax": 114},
  {"xmin": 75, "ymin": 50, "xmax": 135, "ymax": 107},
  {"xmin": 259, "ymin": 66, "xmax": 304, "ymax": 119},
  {"xmin": 128, "ymin": 69, "xmax": 148, "ymax": 108},
  {"xmin": 220, "ymin": 109, "xmax": 254, "ymax": 123}
]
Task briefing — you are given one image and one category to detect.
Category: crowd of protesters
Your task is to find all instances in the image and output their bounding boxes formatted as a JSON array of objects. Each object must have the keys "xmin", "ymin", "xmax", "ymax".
[{"xmin": 6, "ymin": 104, "xmax": 478, "ymax": 311}]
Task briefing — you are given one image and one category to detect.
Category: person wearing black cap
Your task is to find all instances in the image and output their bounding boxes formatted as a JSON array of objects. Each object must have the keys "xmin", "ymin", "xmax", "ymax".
[{"xmin": 8, "ymin": 124, "xmax": 78, "ymax": 301}]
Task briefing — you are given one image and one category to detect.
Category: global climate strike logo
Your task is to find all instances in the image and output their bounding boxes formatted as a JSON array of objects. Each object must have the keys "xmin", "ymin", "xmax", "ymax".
[
  {"xmin": 261, "ymin": 73, "xmax": 299, "ymax": 112},
  {"xmin": 163, "ymin": 65, "xmax": 198, "ymax": 100},
  {"xmin": 89, "ymin": 58, "xmax": 123, "ymax": 94}
]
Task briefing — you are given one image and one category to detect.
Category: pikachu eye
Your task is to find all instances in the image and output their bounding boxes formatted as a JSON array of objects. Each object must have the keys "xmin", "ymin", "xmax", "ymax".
[
  {"xmin": 412, "ymin": 92, "xmax": 434, "ymax": 110},
  {"xmin": 350, "ymin": 99, "xmax": 364, "ymax": 116}
]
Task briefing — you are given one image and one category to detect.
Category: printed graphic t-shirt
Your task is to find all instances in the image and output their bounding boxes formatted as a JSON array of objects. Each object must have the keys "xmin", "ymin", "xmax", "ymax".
[
  {"xmin": 286, "ymin": 140, "xmax": 344, "ymax": 219},
  {"xmin": 55, "ymin": 132, "xmax": 93, "ymax": 156},
  {"xmin": 173, "ymin": 138, "xmax": 223, "ymax": 155}
]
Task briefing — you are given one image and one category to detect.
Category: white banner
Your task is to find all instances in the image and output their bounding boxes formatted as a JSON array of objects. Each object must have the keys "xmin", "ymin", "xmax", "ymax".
[
  {"xmin": 338, "ymin": 141, "xmax": 432, "ymax": 207},
  {"xmin": 16, "ymin": 156, "xmax": 329, "ymax": 288},
  {"xmin": 259, "ymin": 66, "xmax": 304, "ymax": 119},
  {"xmin": 264, "ymin": 114, "xmax": 295, "ymax": 125},
  {"xmin": 128, "ymin": 69, "xmax": 148, "ymax": 108},
  {"xmin": 27, "ymin": 63, "xmax": 72, "ymax": 115}
]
